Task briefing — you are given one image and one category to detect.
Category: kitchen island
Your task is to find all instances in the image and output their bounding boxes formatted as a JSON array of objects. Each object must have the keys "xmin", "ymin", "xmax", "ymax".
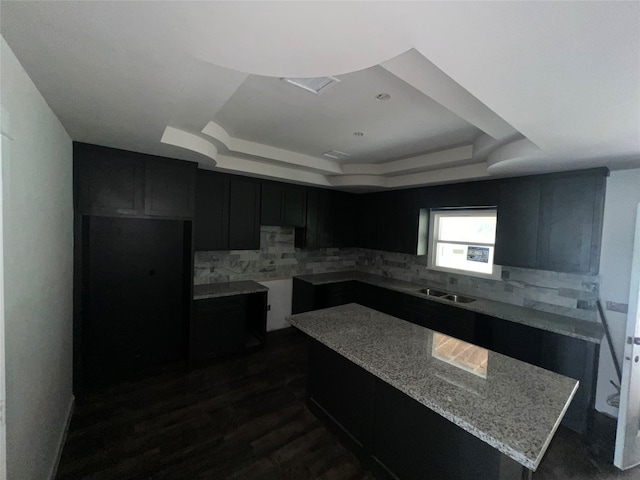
[{"xmin": 288, "ymin": 303, "xmax": 579, "ymax": 480}]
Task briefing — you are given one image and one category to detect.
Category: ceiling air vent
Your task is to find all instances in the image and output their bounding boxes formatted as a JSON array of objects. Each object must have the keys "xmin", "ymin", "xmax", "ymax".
[
  {"xmin": 323, "ymin": 150, "xmax": 351, "ymax": 160},
  {"xmin": 281, "ymin": 76, "xmax": 340, "ymax": 95}
]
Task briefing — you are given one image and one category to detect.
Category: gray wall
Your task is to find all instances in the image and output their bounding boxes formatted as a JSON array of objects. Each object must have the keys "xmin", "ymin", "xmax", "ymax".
[{"xmin": 1, "ymin": 37, "xmax": 74, "ymax": 479}]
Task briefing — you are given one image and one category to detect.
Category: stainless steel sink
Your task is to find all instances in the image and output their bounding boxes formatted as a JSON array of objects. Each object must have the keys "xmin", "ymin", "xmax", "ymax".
[
  {"xmin": 417, "ymin": 288, "xmax": 447, "ymax": 297},
  {"xmin": 417, "ymin": 288, "xmax": 476, "ymax": 303},
  {"xmin": 442, "ymin": 294, "xmax": 476, "ymax": 303}
]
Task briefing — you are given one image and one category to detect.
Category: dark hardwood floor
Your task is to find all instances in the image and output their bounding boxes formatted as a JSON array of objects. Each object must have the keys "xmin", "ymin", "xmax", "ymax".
[{"xmin": 58, "ymin": 327, "xmax": 638, "ymax": 480}]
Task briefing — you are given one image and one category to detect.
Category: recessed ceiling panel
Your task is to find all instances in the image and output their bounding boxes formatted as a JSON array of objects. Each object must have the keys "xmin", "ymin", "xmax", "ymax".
[{"xmin": 213, "ymin": 65, "xmax": 480, "ymax": 164}]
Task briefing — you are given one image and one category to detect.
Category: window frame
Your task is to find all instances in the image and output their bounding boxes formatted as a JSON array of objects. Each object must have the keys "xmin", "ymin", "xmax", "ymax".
[{"xmin": 426, "ymin": 207, "xmax": 502, "ymax": 280}]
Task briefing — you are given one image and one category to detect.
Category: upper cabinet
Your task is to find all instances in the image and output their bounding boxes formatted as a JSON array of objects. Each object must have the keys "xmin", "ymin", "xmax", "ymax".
[
  {"xmin": 537, "ymin": 171, "xmax": 606, "ymax": 274},
  {"xmin": 494, "ymin": 168, "xmax": 607, "ymax": 274},
  {"xmin": 75, "ymin": 143, "xmax": 145, "ymax": 216},
  {"xmin": 299, "ymin": 188, "xmax": 334, "ymax": 249},
  {"xmin": 333, "ymin": 191, "xmax": 357, "ymax": 248},
  {"xmin": 356, "ymin": 189, "xmax": 420, "ymax": 254},
  {"xmin": 75, "ymin": 143, "xmax": 196, "ymax": 219},
  {"xmin": 296, "ymin": 188, "xmax": 358, "ymax": 249},
  {"xmin": 494, "ymin": 177, "xmax": 541, "ymax": 269},
  {"xmin": 195, "ymin": 171, "xmax": 229, "ymax": 251},
  {"xmin": 260, "ymin": 181, "xmax": 306, "ymax": 227},
  {"xmin": 229, "ymin": 178, "xmax": 261, "ymax": 250},
  {"xmin": 144, "ymin": 157, "xmax": 196, "ymax": 218},
  {"xmin": 195, "ymin": 172, "xmax": 261, "ymax": 251}
]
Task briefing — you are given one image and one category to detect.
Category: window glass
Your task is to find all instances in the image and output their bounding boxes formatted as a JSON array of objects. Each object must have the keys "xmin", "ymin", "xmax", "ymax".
[
  {"xmin": 438, "ymin": 216, "xmax": 496, "ymax": 244},
  {"xmin": 428, "ymin": 208, "xmax": 499, "ymax": 278}
]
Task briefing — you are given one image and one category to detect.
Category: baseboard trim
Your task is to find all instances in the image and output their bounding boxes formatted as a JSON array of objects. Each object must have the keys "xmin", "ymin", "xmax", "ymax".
[{"xmin": 49, "ymin": 394, "xmax": 74, "ymax": 480}]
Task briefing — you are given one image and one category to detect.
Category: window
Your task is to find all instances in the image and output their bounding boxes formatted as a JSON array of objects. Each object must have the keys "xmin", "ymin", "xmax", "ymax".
[{"xmin": 426, "ymin": 208, "xmax": 500, "ymax": 278}]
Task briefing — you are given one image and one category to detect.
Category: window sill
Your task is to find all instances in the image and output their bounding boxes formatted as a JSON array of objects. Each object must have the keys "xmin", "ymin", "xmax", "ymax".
[{"xmin": 426, "ymin": 264, "xmax": 503, "ymax": 281}]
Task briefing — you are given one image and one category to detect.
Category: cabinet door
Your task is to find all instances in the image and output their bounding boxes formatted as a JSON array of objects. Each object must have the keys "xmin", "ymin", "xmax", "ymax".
[
  {"xmin": 494, "ymin": 177, "xmax": 541, "ymax": 269},
  {"xmin": 539, "ymin": 332, "xmax": 597, "ymax": 434},
  {"xmin": 376, "ymin": 192, "xmax": 397, "ymax": 252},
  {"xmin": 195, "ymin": 171, "xmax": 229, "ymax": 251},
  {"xmin": 302, "ymin": 188, "xmax": 333, "ymax": 248},
  {"xmin": 308, "ymin": 340, "xmax": 375, "ymax": 448},
  {"xmin": 283, "ymin": 185, "xmax": 307, "ymax": 227},
  {"xmin": 260, "ymin": 182, "xmax": 284, "ymax": 225},
  {"xmin": 229, "ymin": 178, "xmax": 261, "ymax": 249},
  {"xmin": 84, "ymin": 216, "xmax": 185, "ymax": 386},
  {"xmin": 373, "ymin": 380, "xmax": 512, "ymax": 480},
  {"xmin": 357, "ymin": 194, "xmax": 379, "ymax": 250},
  {"xmin": 395, "ymin": 189, "xmax": 420, "ymax": 254},
  {"xmin": 316, "ymin": 281, "xmax": 355, "ymax": 309},
  {"xmin": 75, "ymin": 143, "xmax": 144, "ymax": 216},
  {"xmin": 537, "ymin": 172, "xmax": 606, "ymax": 274},
  {"xmin": 144, "ymin": 157, "xmax": 196, "ymax": 218},
  {"xmin": 333, "ymin": 191, "xmax": 356, "ymax": 247},
  {"xmin": 192, "ymin": 296, "xmax": 247, "ymax": 364}
]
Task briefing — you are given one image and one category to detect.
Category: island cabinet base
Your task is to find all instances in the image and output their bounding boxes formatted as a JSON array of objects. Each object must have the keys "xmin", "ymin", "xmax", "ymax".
[{"xmin": 307, "ymin": 338, "xmax": 532, "ymax": 480}]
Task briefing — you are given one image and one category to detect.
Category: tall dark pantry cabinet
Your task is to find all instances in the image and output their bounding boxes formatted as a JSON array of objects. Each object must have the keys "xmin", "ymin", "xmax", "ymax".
[{"xmin": 73, "ymin": 143, "xmax": 197, "ymax": 390}]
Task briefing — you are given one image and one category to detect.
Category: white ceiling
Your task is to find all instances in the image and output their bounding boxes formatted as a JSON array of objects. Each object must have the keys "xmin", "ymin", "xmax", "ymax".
[{"xmin": 1, "ymin": 1, "xmax": 639, "ymax": 189}]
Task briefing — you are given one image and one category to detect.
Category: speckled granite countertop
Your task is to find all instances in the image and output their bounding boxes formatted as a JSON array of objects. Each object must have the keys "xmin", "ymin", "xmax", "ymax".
[
  {"xmin": 193, "ymin": 280, "xmax": 268, "ymax": 300},
  {"xmin": 293, "ymin": 271, "xmax": 604, "ymax": 343},
  {"xmin": 287, "ymin": 303, "xmax": 578, "ymax": 471}
]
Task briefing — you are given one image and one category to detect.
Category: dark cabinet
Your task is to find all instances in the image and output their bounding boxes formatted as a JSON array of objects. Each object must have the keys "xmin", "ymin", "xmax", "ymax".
[
  {"xmin": 479, "ymin": 315, "xmax": 597, "ymax": 434},
  {"xmin": 333, "ymin": 191, "xmax": 357, "ymax": 247},
  {"xmin": 298, "ymin": 188, "xmax": 333, "ymax": 249},
  {"xmin": 195, "ymin": 171, "xmax": 229, "ymax": 251},
  {"xmin": 372, "ymin": 380, "xmax": 519, "ymax": 480},
  {"xmin": 315, "ymin": 281, "xmax": 355, "ymax": 309},
  {"xmin": 75, "ymin": 143, "xmax": 144, "ymax": 216},
  {"xmin": 144, "ymin": 157, "xmax": 196, "ymax": 218},
  {"xmin": 284, "ymin": 185, "xmax": 307, "ymax": 226},
  {"xmin": 356, "ymin": 190, "xmax": 419, "ymax": 254},
  {"xmin": 74, "ymin": 142, "xmax": 196, "ymax": 219},
  {"xmin": 191, "ymin": 291, "xmax": 267, "ymax": 367},
  {"xmin": 308, "ymin": 340, "xmax": 376, "ymax": 448},
  {"xmin": 260, "ymin": 181, "xmax": 306, "ymax": 227},
  {"xmin": 195, "ymin": 171, "xmax": 262, "ymax": 251},
  {"xmin": 395, "ymin": 189, "xmax": 420, "ymax": 254},
  {"xmin": 494, "ymin": 177, "xmax": 541, "ymax": 269},
  {"xmin": 538, "ymin": 331, "xmax": 598, "ymax": 434},
  {"xmin": 292, "ymin": 277, "xmax": 317, "ymax": 314},
  {"xmin": 537, "ymin": 172, "xmax": 606, "ymax": 274},
  {"xmin": 229, "ymin": 178, "xmax": 261, "ymax": 250},
  {"xmin": 82, "ymin": 216, "xmax": 187, "ymax": 387},
  {"xmin": 192, "ymin": 296, "xmax": 248, "ymax": 364},
  {"xmin": 306, "ymin": 338, "xmax": 525, "ymax": 480},
  {"xmin": 494, "ymin": 168, "xmax": 607, "ymax": 274},
  {"xmin": 260, "ymin": 182, "xmax": 284, "ymax": 226},
  {"xmin": 356, "ymin": 194, "xmax": 379, "ymax": 250},
  {"xmin": 298, "ymin": 188, "xmax": 357, "ymax": 249}
]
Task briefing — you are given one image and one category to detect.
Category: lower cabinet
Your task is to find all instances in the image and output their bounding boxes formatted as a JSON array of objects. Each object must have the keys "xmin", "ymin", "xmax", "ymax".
[
  {"xmin": 191, "ymin": 292, "xmax": 267, "ymax": 366},
  {"xmin": 308, "ymin": 340, "xmax": 375, "ymax": 448},
  {"xmin": 307, "ymin": 339, "xmax": 526, "ymax": 480}
]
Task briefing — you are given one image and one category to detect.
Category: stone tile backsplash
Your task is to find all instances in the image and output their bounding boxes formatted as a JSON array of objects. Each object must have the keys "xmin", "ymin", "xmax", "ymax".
[
  {"xmin": 194, "ymin": 226, "xmax": 358, "ymax": 284},
  {"xmin": 194, "ymin": 226, "xmax": 600, "ymax": 322}
]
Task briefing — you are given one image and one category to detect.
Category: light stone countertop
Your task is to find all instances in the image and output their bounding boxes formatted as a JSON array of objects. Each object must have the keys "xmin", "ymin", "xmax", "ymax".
[
  {"xmin": 193, "ymin": 280, "xmax": 268, "ymax": 300},
  {"xmin": 287, "ymin": 303, "xmax": 579, "ymax": 471},
  {"xmin": 293, "ymin": 271, "xmax": 604, "ymax": 343}
]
